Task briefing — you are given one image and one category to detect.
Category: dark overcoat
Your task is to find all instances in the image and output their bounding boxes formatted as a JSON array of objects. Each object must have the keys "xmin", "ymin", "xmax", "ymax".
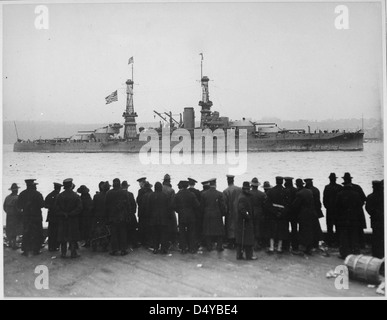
[
  {"xmin": 201, "ymin": 188, "xmax": 226, "ymax": 237},
  {"xmin": 323, "ymin": 183, "xmax": 342, "ymax": 225},
  {"xmin": 235, "ymin": 191, "xmax": 255, "ymax": 246},
  {"xmin": 249, "ymin": 188, "xmax": 267, "ymax": 238},
  {"xmin": 291, "ymin": 188, "xmax": 322, "ymax": 247},
  {"xmin": 45, "ymin": 190, "xmax": 60, "ymax": 223},
  {"xmin": 56, "ymin": 189, "xmax": 83, "ymax": 242},
  {"xmin": 265, "ymin": 185, "xmax": 289, "ymax": 240},
  {"xmin": 79, "ymin": 192, "xmax": 93, "ymax": 239},
  {"xmin": 284, "ymin": 185, "xmax": 298, "ymax": 223},
  {"xmin": 223, "ymin": 185, "xmax": 242, "ymax": 239},
  {"xmin": 105, "ymin": 187, "xmax": 130, "ymax": 223},
  {"xmin": 149, "ymin": 191, "xmax": 171, "ymax": 227},
  {"xmin": 18, "ymin": 188, "xmax": 45, "ymax": 251},
  {"xmin": 4, "ymin": 194, "xmax": 22, "ymax": 239},
  {"xmin": 173, "ymin": 189, "xmax": 200, "ymax": 225},
  {"xmin": 335, "ymin": 185, "xmax": 365, "ymax": 229},
  {"xmin": 306, "ymin": 185, "xmax": 324, "ymax": 218}
]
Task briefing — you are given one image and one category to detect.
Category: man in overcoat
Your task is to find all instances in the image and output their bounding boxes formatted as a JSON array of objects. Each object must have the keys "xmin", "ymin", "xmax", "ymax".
[
  {"xmin": 4, "ymin": 183, "xmax": 22, "ymax": 250},
  {"xmin": 201, "ymin": 179, "xmax": 226, "ymax": 252},
  {"xmin": 18, "ymin": 179, "xmax": 45, "ymax": 256},
  {"xmin": 45, "ymin": 182, "xmax": 62, "ymax": 252},
  {"xmin": 236, "ymin": 182, "xmax": 256, "ymax": 260},
  {"xmin": 56, "ymin": 178, "xmax": 83, "ymax": 258},
  {"xmin": 323, "ymin": 173, "xmax": 342, "ymax": 247},
  {"xmin": 223, "ymin": 175, "xmax": 242, "ymax": 249},
  {"xmin": 173, "ymin": 180, "xmax": 200, "ymax": 253}
]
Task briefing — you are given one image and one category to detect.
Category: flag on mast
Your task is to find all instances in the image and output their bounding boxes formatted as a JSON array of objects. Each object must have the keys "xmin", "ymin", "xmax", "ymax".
[
  {"xmin": 105, "ymin": 90, "xmax": 118, "ymax": 104},
  {"xmin": 128, "ymin": 56, "xmax": 134, "ymax": 65}
]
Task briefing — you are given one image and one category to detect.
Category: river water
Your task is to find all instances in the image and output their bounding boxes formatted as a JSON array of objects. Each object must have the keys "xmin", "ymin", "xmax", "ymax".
[{"xmin": 2, "ymin": 143, "xmax": 384, "ymax": 231}]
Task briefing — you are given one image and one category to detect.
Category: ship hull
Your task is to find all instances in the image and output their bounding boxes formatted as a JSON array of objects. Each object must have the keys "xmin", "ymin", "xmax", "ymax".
[{"xmin": 13, "ymin": 131, "xmax": 364, "ymax": 153}]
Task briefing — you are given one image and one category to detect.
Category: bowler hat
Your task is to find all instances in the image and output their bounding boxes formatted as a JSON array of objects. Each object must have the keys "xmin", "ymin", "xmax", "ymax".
[
  {"xmin": 9, "ymin": 183, "xmax": 20, "ymax": 191},
  {"xmin": 122, "ymin": 180, "xmax": 130, "ymax": 188},
  {"xmin": 137, "ymin": 177, "xmax": 146, "ymax": 182},
  {"xmin": 251, "ymin": 177, "xmax": 261, "ymax": 187}
]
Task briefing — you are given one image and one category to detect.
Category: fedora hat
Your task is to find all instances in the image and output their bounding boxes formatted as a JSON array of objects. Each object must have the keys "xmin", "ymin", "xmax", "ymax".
[
  {"xmin": 9, "ymin": 183, "xmax": 20, "ymax": 191},
  {"xmin": 263, "ymin": 181, "xmax": 272, "ymax": 189},
  {"xmin": 328, "ymin": 173, "xmax": 337, "ymax": 179},
  {"xmin": 242, "ymin": 181, "xmax": 251, "ymax": 190},
  {"xmin": 251, "ymin": 177, "xmax": 261, "ymax": 187},
  {"xmin": 342, "ymin": 172, "xmax": 353, "ymax": 180}
]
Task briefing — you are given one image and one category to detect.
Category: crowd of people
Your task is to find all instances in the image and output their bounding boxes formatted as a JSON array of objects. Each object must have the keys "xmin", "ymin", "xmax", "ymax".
[{"xmin": 3, "ymin": 172, "xmax": 384, "ymax": 261}]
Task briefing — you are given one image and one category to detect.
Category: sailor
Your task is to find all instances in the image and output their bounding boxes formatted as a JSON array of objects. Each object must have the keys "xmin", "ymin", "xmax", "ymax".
[
  {"xmin": 223, "ymin": 174, "xmax": 242, "ymax": 249},
  {"xmin": 162, "ymin": 174, "xmax": 178, "ymax": 251},
  {"xmin": 3, "ymin": 183, "xmax": 22, "ymax": 250},
  {"xmin": 201, "ymin": 180, "xmax": 211, "ymax": 193},
  {"xmin": 323, "ymin": 173, "xmax": 342, "ymax": 247},
  {"xmin": 365, "ymin": 180, "xmax": 384, "ymax": 259},
  {"xmin": 187, "ymin": 177, "xmax": 203, "ymax": 249},
  {"xmin": 249, "ymin": 177, "xmax": 267, "ymax": 251},
  {"xmin": 284, "ymin": 177, "xmax": 299, "ymax": 253},
  {"xmin": 173, "ymin": 180, "xmax": 200, "ymax": 254},
  {"xmin": 77, "ymin": 185, "xmax": 93, "ymax": 248},
  {"xmin": 17, "ymin": 179, "xmax": 45, "ymax": 256},
  {"xmin": 44, "ymin": 182, "xmax": 63, "ymax": 252},
  {"xmin": 56, "ymin": 178, "xmax": 83, "ymax": 259},
  {"xmin": 335, "ymin": 180, "xmax": 364, "ymax": 259},
  {"xmin": 341, "ymin": 172, "xmax": 367, "ymax": 249},
  {"xmin": 149, "ymin": 182, "xmax": 171, "ymax": 254},
  {"xmin": 90, "ymin": 181, "xmax": 109, "ymax": 252},
  {"xmin": 291, "ymin": 179, "xmax": 321, "ymax": 256},
  {"xmin": 236, "ymin": 182, "xmax": 256, "ymax": 260},
  {"xmin": 265, "ymin": 176, "xmax": 288, "ymax": 254},
  {"xmin": 122, "ymin": 180, "xmax": 138, "ymax": 250},
  {"xmin": 201, "ymin": 178, "xmax": 226, "ymax": 252},
  {"xmin": 105, "ymin": 178, "xmax": 130, "ymax": 256}
]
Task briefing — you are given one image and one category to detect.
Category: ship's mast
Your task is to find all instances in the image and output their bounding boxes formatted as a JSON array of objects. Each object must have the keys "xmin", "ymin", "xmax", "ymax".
[
  {"xmin": 198, "ymin": 53, "xmax": 213, "ymax": 128},
  {"xmin": 123, "ymin": 78, "xmax": 138, "ymax": 139}
]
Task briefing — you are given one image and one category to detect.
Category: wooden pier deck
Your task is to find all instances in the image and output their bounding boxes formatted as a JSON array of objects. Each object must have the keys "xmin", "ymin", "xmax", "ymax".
[{"xmin": 3, "ymin": 245, "xmax": 384, "ymax": 298}]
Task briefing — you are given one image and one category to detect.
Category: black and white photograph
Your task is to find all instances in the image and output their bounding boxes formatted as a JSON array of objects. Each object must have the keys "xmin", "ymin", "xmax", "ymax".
[{"xmin": 1, "ymin": 0, "xmax": 385, "ymax": 301}]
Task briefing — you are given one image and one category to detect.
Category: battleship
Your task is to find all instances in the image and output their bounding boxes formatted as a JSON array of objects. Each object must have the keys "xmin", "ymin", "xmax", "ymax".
[{"xmin": 13, "ymin": 60, "xmax": 364, "ymax": 153}]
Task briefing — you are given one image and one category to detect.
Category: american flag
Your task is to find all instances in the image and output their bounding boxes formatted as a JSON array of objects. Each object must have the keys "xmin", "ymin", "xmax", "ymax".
[
  {"xmin": 128, "ymin": 56, "xmax": 134, "ymax": 65},
  {"xmin": 105, "ymin": 90, "xmax": 118, "ymax": 104}
]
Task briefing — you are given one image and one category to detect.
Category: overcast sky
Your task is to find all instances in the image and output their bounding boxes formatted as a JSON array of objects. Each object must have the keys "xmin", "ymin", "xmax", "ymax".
[{"xmin": 2, "ymin": 1, "xmax": 384, "ymax": 125}]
